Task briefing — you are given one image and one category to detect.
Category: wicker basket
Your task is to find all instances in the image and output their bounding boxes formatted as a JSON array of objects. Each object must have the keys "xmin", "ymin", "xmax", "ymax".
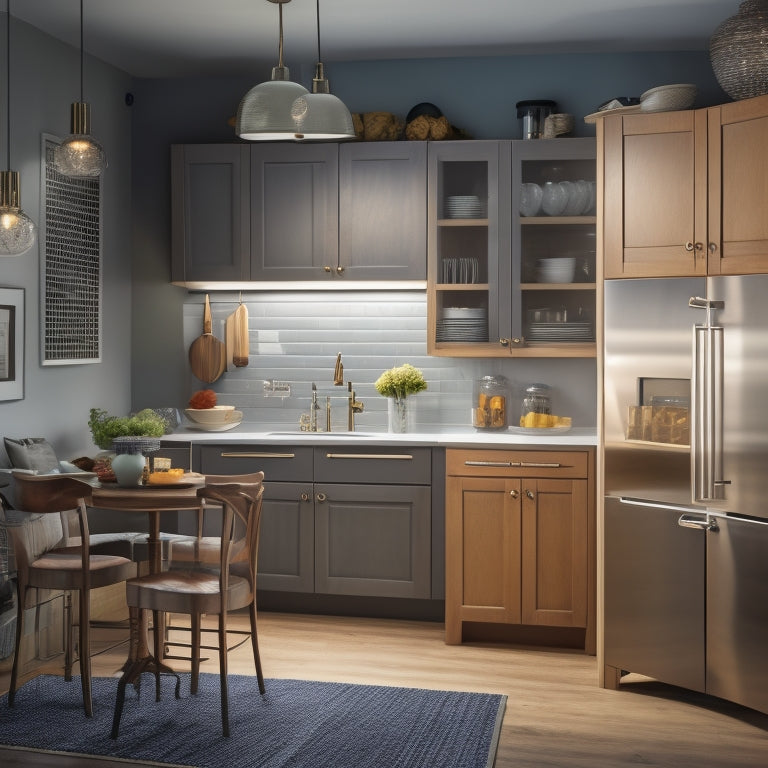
[
  {"xmin": 543, "ymin": 113, "xmax": 574, "ymax": 138},
  {"xmin": 640, "ymin": 84, "xmax": 697, "ymax": 113}
]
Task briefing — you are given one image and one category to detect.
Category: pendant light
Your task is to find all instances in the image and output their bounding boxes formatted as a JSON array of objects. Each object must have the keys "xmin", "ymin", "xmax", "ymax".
[
  {"xmin": 0, "ymin": 2, "xmax": 36, "ymax": 256},
  {"xmin": 290, "ymin": 0, "xmax": 355, "ymax": 140},
  {"xmin": 236, "ymin": 0, "xmax": 309, "ymax": 140},
  {"xmin": 54, "ymin": 0, "xmax": 106, "ymax": 177}
]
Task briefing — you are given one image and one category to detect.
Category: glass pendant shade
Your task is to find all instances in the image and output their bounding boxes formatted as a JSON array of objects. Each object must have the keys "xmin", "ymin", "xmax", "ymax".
[
  {"xmin": 0, "ymin": 171, "xmax": 36, "ymax": 256},
  {"xmin": 291, "ymin": 63, "xmax": 355, "ymax": 140},
  {"xmin": 54, "ymin": 102, "xmax": 107, "ymax": 177},
  {"xmin": 236, "ymin": 66, "xmax": 309, "ymax": 140}
]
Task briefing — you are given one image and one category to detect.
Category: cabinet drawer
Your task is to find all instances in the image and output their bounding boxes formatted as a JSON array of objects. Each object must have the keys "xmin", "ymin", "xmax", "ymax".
[
  {"xmin": 314, "ymin": 447, "xmax": 431, "ymax": 484},
  {"xmin": 446, "ymin": 449, "xmax": 588, "ymax": 478},
  {"xmin": 198, "ymin": 445, "xmax": 313, "ymax": 482}
]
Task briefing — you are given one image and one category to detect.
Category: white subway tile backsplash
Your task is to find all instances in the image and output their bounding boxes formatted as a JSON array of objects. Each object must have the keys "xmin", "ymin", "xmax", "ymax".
[{"xmin": 184, "ymin": 291, "xmax": 597, "ymax": 430}]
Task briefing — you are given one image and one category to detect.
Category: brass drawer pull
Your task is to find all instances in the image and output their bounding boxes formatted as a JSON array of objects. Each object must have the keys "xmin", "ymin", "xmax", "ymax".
[
  {"xmin": 220, "ymin": 452, "xmax": 296, "ymax": 459},
  {"xmin": 464, "ymin": 461, "xmax": 522, "ymax": 467},
  {"xmin": 325, "ymin": 453, "xmax": 413, "ymax": 460}
]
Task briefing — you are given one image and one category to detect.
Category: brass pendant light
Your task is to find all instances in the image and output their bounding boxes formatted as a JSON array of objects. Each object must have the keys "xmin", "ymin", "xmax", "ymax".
[
  {"xmin": 236, "ymin": 0, "xmax": 309, "ymax": 140},
  {"xmin": 54, "ymin": 0, "xmax": 107, "ymax": 178},
  {"xmin": 290, "ymin": 0, "xmax": 355, "ymax": 140},
  {"xmin": 0, "ymin": 1, "xmax": 36, "ymax": 256}
]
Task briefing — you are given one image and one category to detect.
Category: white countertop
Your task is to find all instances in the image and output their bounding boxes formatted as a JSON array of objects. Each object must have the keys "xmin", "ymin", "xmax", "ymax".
[{"xmin": 160, "ymin": 425, "xmax": 598, "ymax": 448}]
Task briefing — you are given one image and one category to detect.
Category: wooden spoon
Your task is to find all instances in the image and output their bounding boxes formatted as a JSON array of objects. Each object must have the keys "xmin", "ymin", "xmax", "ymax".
[{"xmin": 188, "ymin": 294, "xmax": 226, "ymax": 383}]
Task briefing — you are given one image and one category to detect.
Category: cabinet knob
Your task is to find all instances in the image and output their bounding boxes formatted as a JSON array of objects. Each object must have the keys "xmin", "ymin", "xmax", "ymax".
[
  {"xmin": 709, "ymin": 242, "xmax": 718, "ymax": 254},
  {"xmin": 300, "ymin": 492, "xmax": 311, "ymax": 502},
  {"xmin": 499, "ymin": 338, "xmax": 509, "ymax": 346},
  {"xmin": 323, "ymin": 265, "xmax": 332, "ymax": 273},
  {"xmin": 509, "ymin": 489, "xmax": 519, "ymax": 499},
  {"xmin": 685, "ymin": 241, "xmax": 694, "ymax": 252},
  {"xmin": 336, "ymin": 265, "xmax": 345, "ymax": 274},
  {"xmin": 525, "ymin": 489, "xmax": 535, "ymax": 500},
  {"xmin": 694, "ymin": 242, "xmax": 704, "ymax": 252},
  {"xmin": 315, "ymin": 492, "xmax": 327, "ymax": 503}
]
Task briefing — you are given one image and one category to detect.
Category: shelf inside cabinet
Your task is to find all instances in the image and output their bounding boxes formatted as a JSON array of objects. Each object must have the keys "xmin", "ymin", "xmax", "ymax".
[
  {"xmin": 436, "ymin": 283, "xmax": 489, "ymax": 291},
  {"xmin": 521, "ymin": 282, "xmax": 596, "ymax": 290},
  {"xmin": 438, "ymin": 218, "xmax": 490, "ymax": 227},
  {"xmin": 520, "ymin": 216, "xmax": 596, "ymax": 226}
]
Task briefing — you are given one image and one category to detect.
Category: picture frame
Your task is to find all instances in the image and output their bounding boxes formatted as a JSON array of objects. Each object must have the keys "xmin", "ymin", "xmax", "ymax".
[{"xmin": 0, "ymin": 286, "xmax": 24, "ymax": 401}]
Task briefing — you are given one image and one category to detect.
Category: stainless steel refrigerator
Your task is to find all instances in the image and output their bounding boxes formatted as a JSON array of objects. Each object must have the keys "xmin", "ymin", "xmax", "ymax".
[{"xmin": 603, "ymin": 275, "xmax": 768, "ymax": 715}]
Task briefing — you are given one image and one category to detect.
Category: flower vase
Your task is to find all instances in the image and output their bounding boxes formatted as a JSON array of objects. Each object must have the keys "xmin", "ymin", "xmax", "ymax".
[
  {"xmin": 388, "ymin": 395, "xmax": 413, "ymax": 433},
  {"xmin": 111, "ymin": 452, "xmax": 146, "ymax": 487}
]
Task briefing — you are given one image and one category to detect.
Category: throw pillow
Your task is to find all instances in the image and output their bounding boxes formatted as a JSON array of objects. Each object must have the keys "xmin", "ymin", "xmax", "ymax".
[{"xmin": 3, "ymin": 437, "xmax": 60, "ymax": 474}]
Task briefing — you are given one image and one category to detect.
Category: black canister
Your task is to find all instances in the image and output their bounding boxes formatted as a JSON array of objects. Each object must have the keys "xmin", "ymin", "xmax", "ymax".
[{"xmin": 516, "ymin": 100, "xmax": 557, "ymax": 139}]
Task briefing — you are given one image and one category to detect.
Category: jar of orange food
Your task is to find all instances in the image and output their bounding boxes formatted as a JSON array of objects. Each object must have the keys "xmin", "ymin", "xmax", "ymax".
[{"xmin": 473, "ymin": 375, "xmax": 509, "ymax": 430}]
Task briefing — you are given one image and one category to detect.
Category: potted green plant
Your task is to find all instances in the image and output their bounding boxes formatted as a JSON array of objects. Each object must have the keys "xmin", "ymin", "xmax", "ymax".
[
  {"xmin": 88, "ymin": 408, "xmax": 167, "ymax": 486},
  {"xmin": 374, "ymin": 363, "xmax": 428, "ymax": 433}
]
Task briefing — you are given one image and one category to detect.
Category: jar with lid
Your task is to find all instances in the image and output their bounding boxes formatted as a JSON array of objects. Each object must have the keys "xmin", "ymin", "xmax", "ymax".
[
  {"xmin": 473, "ymin": 375, "xmax": 509, "ymax": 430},
  {"xmin": 520, "ymin": 383, "xmax": 552, "ymax": 428}
]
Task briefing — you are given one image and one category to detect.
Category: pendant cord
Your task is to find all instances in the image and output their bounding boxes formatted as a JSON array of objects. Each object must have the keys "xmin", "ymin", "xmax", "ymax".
[
  {"xmin": 316, "ymin": 0, "xmax": 321, "ymax": 62},
  {"xmin": 79, "ymin": 0, "xmax": 84, "ymax": 102},
  {"xmin": 277, "ymin": 2, "xmax": 284, "ymax": 68},
  {"xmin": 6, "ymin": 0, "xmax": 10, "ymax": 170}
]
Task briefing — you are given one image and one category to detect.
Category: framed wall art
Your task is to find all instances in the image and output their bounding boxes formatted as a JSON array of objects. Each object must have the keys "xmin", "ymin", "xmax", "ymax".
[
  {"xmin": 40, "ymin": 134, "xmax": 102, "ymax": 365},
  {"xmin": 0, "ymin": 287, "xmax": 24, "ymax": 401}
]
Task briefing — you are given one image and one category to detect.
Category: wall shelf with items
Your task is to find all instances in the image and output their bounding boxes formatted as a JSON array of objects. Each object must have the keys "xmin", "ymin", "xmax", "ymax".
[{"xmin": 512, "ymin": 138, "xmax": 597, "ymax": 357}]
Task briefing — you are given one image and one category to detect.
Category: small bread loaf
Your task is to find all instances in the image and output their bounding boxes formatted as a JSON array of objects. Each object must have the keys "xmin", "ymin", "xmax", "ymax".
[{"xmin": 405, "ymin": 115, "xmax": 431, "ymax": 140}]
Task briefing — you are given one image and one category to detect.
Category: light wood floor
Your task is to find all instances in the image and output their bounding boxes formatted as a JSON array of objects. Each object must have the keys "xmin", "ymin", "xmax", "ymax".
[{"xmin": 2, "ymin": 611, "xmax": 768, "ymax": 767}]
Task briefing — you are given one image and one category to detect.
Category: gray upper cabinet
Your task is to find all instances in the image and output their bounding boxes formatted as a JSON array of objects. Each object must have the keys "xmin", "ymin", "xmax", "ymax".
[
  {"xmin": 250, "ymin": 143, "xmax": 339, "ymax": 281},
  {"xmin": 172, "ymin": 141, "xmax": 427, "ymax": 285},
  {"xmin": 338, "ymin": 142, "xmax": 427, "ymax": 281},
  {"xmin": 171, "ymin": 144, "xmax": 251, "ymax": 283}
]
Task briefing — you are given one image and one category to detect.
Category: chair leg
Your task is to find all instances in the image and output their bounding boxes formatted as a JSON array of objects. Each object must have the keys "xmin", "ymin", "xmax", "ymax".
[
  {"xmin": 191, "ymin": 612, "xmax": 201, "ymax": 694},
  {"xmin": 249, "ymin": 600, "xmax": 265, "ymax": 695},
  {"xmin": 152, "ymin": 609, "xmax": 163, "ymax": 702},
  {"xmin": 8, "ymin": 583, "xmax": 26, "ymax": 708},
  {"xmin": 218, "ymin": 612, "xmax": 230, "ymax": 737},
  {"xmin": 78, "ymin": 589, "xmax": 93, "ymax": 717},
  {"xmin": 63, "ymin": 591, "xmax": 74, "ymax": 681}
]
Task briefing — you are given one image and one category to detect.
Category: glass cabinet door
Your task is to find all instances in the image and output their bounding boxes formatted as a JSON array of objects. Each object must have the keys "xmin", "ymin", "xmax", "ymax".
[
  {"xmin": 511, "ymin": 138, "xmax": 597, "ymax": 357},
  {"xmin": 428, "ymin": 141, "xmax": 504, "ymax": 356}
]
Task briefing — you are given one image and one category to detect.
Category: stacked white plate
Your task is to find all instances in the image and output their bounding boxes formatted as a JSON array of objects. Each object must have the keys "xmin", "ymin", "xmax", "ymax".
[
  {"xmin": 445, "ymin": 195, "xmax": 485, "ymax": 219},
  {"xmin": 436, "ymin": 306, "xmax": 488, "ymax": 342},
  {"xmin": 526, "ymin": 322, "xmax": 593, "ymax": 342}
]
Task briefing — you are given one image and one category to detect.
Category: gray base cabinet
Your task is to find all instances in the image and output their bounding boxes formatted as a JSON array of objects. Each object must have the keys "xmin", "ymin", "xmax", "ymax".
[{"xmin": 196, "ymin": 444, "xmax": 432, "ymax": 600}]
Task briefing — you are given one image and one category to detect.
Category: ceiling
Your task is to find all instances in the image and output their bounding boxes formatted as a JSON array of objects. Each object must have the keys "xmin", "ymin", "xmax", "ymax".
[{"xmin": 14, "ymin": 0, "xmax": 737, "ymax": 79}]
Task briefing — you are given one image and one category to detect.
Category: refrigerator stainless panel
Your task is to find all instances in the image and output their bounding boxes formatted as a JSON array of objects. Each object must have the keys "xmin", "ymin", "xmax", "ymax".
[
  {"xmin": 603, "ymin": 277, "xmax": 704, "ymax": 505},
  {"xmin": 604, "ymin": 496, "xmax": 706, "ymax": 692},
  {"xmin": 707, "ymin": 512, "xmax": 768, "ymax": 715},
  {"xmin": 709, "ymin": 276, "xmax": 768, "ymax": 520}
]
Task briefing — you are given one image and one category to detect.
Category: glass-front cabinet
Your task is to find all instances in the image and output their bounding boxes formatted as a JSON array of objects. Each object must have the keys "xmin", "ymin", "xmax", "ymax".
[{"xmin": 428, "ymin": 137, "xmax": 596, "ymax": 358}]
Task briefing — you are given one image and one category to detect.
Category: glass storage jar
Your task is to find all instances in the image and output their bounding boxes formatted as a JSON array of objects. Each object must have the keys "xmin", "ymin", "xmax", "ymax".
[
  {"xmin": 520, "ymin": 383, "xmax": 552, "ymax": 428},
  {"xmin": 473, "ymin": 375, "xmax": 509, "ymax": 429}
]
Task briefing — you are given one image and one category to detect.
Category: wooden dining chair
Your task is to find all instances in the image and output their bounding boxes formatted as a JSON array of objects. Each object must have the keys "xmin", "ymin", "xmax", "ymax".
[
  {"xmin": 7, "ymin": 473, "xmax": 138, "ymax": 716},
  {"xmin": 112, "ymin": 473, "xmax": 265, "ymax": 737}
]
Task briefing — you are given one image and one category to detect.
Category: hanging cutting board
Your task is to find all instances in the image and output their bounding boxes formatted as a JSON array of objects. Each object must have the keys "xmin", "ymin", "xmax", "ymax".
[
  {"xmin": 225, "ymin": 302, "xmax": 250, "ymax": 370},
  {"xmin": 188, "ymin": 294, "xmax": 226, "ymax": 383}
]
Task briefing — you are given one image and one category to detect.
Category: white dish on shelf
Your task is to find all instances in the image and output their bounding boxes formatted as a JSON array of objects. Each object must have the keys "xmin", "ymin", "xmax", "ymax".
[{"xmin": 520, "ymin": 183, "xmax": 542, "ymax": 216}]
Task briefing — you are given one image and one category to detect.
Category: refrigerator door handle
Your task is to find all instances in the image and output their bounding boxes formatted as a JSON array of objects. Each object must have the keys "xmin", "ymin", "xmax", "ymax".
[
  {"xmin": 678, "ymin": 513, "xmax": 719, "ymax": 532},
  {"xmin": 692, "ymin": 324, "xmax": 724, "ymax": 502}
]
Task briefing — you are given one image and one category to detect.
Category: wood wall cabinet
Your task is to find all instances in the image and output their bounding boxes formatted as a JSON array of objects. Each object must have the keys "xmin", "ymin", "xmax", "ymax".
[
  {"xmin": 603, "ymin": 93, "xmax": 768, "ymax": 278},
  {"xmin": 445, "ymin": 448, "xmax": 595, "ymax": 652},
  {"xmin": 197, "ymin": 444, "xmax": 433, "ymax": 599},
  {"xmin": 428, "ymin": 138, "xmax": 596, "ymax": 358},
  {"xmin": 172, "ymin": 141, "xmax": 426, "ymax": 285}
]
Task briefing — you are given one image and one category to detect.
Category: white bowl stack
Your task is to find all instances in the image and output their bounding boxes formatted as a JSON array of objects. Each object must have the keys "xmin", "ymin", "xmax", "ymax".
[
  {"xmin": 537, "ymin": 257, "xmax": 576, "ymax": 284},
  {"xmin": 184, "ymin": 405, "xmax": 243, "ymax": 430}
]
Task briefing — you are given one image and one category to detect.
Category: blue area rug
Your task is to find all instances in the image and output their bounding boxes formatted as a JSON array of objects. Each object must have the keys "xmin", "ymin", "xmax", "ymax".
[{"xmin": 0, "ymin": 673, "xmax": 506, "ymax": 768}]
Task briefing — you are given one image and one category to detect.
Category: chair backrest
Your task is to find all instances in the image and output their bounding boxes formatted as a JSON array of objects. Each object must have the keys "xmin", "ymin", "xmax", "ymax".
[
  {"xmin": 10, "ymin": 473, "xmax": 95, "ymax": 563},
  {"xmin": 195, "ymin": 473, "xmax": 265, "ymax": 588}
]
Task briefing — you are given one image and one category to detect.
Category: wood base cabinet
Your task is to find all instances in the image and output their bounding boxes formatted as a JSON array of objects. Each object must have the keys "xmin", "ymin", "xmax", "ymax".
[{"xmin": 445, "ymin": 448, "xmax": 595, "ymax": 652}]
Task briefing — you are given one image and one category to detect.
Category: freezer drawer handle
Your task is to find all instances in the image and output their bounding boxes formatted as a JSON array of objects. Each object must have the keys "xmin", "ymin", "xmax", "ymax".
[
  {"xmin": 464, "ymin": 461, "xmax": 522, "ymax": 467},
  {"xmin": 220, "ymin": 452, "xmax": 296, "ymax": 459},
  {"xmin": 678, "ymin": 514, "xmax": 719, "ymax": 532},
  {"xmin": 325, "ymin": 453, "xmax": 413, "ymax": 460}
]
